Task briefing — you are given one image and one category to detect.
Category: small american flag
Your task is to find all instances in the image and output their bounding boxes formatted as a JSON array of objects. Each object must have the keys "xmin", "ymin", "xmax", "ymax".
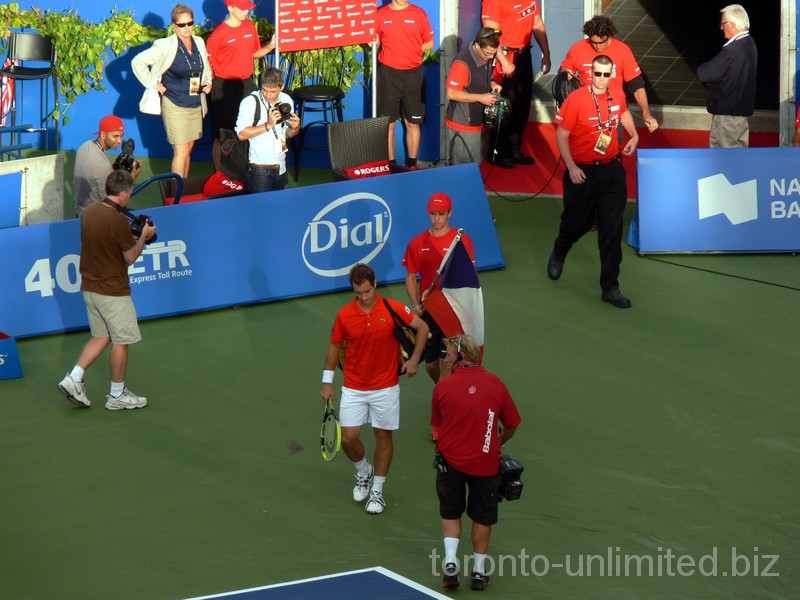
[{"xmin": 0, "ymin": 58, "xmax": 17, "ymax": 127}]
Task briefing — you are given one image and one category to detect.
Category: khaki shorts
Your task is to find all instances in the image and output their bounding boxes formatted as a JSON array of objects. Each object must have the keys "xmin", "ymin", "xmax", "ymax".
[
  {"xmin": 83, "ymin": 291, "xmax": 142, "ymax": 345},
  {"xmin": 162, "ymin": 96, "xmax": 203, "ymax": 145}
]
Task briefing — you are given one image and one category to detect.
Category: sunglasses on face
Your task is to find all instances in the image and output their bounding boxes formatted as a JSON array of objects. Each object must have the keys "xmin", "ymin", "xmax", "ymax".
[
  {"xmin": 593, "ymin": 71, "xmax": 612, "ymax": 78},
  {"xmin": 174, "ymin": 20, "xmax": 194, "ymax": 28}
]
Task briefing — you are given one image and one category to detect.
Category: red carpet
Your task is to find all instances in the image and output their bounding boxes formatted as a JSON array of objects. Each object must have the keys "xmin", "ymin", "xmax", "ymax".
[{"xmin": 480, "ymin": 123, "xmax": 779, "ymax": 198}]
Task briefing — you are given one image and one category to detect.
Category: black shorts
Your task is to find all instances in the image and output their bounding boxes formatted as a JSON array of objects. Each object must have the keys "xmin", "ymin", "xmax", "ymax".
[
  {"xmin": 376, "ymin": 64, "xmax": 425, "ymax": 124},
  {"xmin": 210, "ymin": 76, "xmax": 256, "ymax": 139},
  {"xmin": 436, "ymin": 459, "xmax": 500, "ymax": 526},
  {"xmin": 422, "ymin": 310, "xmax": 445, "ymax": 364}
]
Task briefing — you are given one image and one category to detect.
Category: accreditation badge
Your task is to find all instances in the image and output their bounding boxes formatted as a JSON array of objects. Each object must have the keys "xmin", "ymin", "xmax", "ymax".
[
  {"xmin": 189, "ymin": 75, "xmax": 201, "ymax": 96},
  {"xmin": 594, "ymin": 132, "xmax": 611, "ymax": 155}
]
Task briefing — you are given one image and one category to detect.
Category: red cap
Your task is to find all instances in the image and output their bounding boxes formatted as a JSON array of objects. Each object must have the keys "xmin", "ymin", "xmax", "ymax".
[
  {"xmin": 225, "ymin": 0, "xmax": 256, "ymax": 9},
  {"xmin": 95, "ymin": 115, "xmax": 124, "ymax": 135},
  {"xmin": 427, "ymin": 192, "xmax": 452, "ymax": 213}
]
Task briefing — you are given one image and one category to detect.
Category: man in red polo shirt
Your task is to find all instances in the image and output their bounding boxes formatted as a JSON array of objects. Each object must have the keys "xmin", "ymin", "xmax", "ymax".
[
  {"xmin": 432, "ymin": 334, "xmax": 521, "ymax": 590},
  {"xmin": 481, "ymin": 0, "xmax": 551, "ymax": 168},
  {"xmin": 560, "ymin": 15, "xmax": 658, "ymax": 133},
  {"xmin": 376, "ymin": 0, "xmax": 435, "ymax": 169},
  {"xmin": 546, "ymin": 55, "xmax": 639, "ymax": 308},
  {"xmin": 320, "ymin": 263, "xmax": 429, "ymax": 515},
  {"xmin": 206, "ymin": 0, "xmax": 275, "ymax": 171}
]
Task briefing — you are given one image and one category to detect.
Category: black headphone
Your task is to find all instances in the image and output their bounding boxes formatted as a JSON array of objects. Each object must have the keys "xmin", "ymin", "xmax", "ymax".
[
  {"xmin": 455, "ymin": 336, "xmax": 464, "ymax": 363},
  {"xmin": 474, "ymin": 28, "xmax": 502, "ymax": 45}
]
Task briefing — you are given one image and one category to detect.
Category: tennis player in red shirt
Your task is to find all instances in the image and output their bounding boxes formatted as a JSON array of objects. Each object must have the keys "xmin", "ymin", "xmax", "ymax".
[{"xmin": 320, "ymin": 264, "xmax": 429, "ymax": 514}]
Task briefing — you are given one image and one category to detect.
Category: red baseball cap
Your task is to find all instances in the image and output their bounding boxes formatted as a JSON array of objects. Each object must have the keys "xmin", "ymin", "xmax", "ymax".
[
  {"xmin": 95, "ymin": 115, "xmax": 124, "ymax": 134},
  {"xmin": 225, "ymin": 0, "xmax": 256, "ymax": 9},
  {"xmin": 427, "ymin": 192, "xmax": 453, "ymax": 213}
]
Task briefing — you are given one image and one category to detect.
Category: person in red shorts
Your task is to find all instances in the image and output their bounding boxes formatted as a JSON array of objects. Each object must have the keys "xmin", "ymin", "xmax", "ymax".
[
  {"xmin": 320, "ymin": 263, "xmax": 429, "ymax": 515},
  {"xmin": 432, "ymin": 334, "xmax": 521, "ymax": 591},
  {"xmin": 376, "ymin": 0, "xmax": 435, "ymax": 169},
  {"xmin": 546, "ymin": 55, "xmax": 639, "ymax": 308},
  {"xmin": 560, "ymin": 15, "xmax": 658, "ymax": 133},
  {"xmin": 481, "ymin": 0, "xmax": 551, "ymax": 168},
  {"xmin": 206, "ymin": 0, "xmax": 275, "ymax": 171}
]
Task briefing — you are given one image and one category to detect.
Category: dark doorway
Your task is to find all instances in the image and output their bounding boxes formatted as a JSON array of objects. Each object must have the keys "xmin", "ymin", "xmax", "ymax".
[{"xmin": 605, "ymin": 0, "xmax": 778, "ymax": 110}]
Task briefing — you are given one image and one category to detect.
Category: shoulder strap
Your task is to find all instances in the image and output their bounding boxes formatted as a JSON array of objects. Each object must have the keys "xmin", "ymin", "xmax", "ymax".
[
  {"xmin": 252, "ymin": 93, "xmax": 261, "ymax": 127},
  {"xmin": 382, "ymin": 298, "xmax": 406, "ymax": 327}
]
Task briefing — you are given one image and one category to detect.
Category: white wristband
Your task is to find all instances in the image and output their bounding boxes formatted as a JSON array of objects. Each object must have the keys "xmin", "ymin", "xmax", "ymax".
[{"xmin": 322, "ymin": 369, "xmax": 335, "ymax": 384}]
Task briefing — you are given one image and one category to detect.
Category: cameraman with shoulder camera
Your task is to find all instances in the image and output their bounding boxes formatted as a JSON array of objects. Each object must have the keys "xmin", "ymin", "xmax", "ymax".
[
  {"xmin": 235, "ymin": 68, "xmax": 300, "ymax": 193},
  {"xmin": 58, "ymin": 170, "xmax": 156, "ymax": 411},
  {"xmin": 432, "ymin": 334, "xmax": 521, "ymax": 591},
  {"xmin": 73, "ymin": 116, "xmax": 142, "ymax": 218},
  {"xmin": 445, "ymin": 28, "xmax": 503, "ymax": 165}
]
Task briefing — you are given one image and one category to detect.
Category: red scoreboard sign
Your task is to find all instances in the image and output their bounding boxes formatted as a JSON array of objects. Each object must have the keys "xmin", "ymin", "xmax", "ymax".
[{"xmin": 277, "ymin": 0, "xmax": 378, "ymax": 52}]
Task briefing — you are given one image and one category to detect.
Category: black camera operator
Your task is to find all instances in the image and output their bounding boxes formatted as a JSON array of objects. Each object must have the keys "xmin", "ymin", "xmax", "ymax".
[
  {"xmin": 444, "ymin": 27, "xmax": 504, "ymax": 166},
  {"xmin": 431, "ymin": 334, "xmax": 521, "ymax": 591},
  {"xmin": 73, "ymin": 115, "xmax": 142, "ymax": 218}
]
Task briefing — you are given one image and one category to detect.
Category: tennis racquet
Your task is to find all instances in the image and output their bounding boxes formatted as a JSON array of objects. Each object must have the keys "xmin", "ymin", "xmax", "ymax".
[{"xmin": 320, "ymin": 398, "xmax": 341, "ymax": 462}]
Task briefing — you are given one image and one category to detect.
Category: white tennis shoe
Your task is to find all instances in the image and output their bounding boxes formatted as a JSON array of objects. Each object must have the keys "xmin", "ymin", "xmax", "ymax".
[
  {"xmin": 353, "ymin": 464, "xmax": 374, "ymax": 502},
  {"xmin": 105, "ymin": 388, "xmax": 147, "ymax": 411},
  {"xmin": 365, "ymin": 489, "xmax": 386, "ymax": 515},
  {"xmin": 58, "ymin": 374, "xmax": 90, "ymax": 407}
]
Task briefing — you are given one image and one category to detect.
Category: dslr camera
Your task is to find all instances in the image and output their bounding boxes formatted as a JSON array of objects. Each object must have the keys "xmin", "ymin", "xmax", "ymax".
[
  {"xmin": 483, "ymin": 93, "xmax": 511, "ymax": 129},
  {"xmin": 113, "ymin": 138, "xmax": 137, "ymax": 173},
  {"xmin": 497, "ymin": 454, "xmax": 524, "ymax": 502},
  {"xmin": 272, "ymin": 102, "xmax": 293, "ymax": 124},
  {"xmin": 129, "ymin": 214, "xmax": 157, "ymax": 245}
]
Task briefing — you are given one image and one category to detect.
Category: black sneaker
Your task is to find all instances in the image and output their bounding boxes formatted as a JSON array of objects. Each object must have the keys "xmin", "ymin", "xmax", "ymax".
[
  {"xmin": 491, "ymin": 156, "xmax": 516, "ymax": 169},
  {"xmin": 512, "ymin": 151, "xmax": 535, "ymax": 165},
  {"xmin": 442, "ymin": 562, "xmax": 460, "ymax": 589},
  {"xmin": 601, "ymin": 287, "xmax": 632, "ymax": 309},
  {"xmin": 471, "ymin": 571, "xmax": 490, "ymax": 591}
]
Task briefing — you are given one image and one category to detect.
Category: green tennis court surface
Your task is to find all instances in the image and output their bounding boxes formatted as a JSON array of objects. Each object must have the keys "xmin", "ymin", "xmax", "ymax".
[{"xmin": 1, "ymin": 197, "xmax": 797, "ymax": 599}]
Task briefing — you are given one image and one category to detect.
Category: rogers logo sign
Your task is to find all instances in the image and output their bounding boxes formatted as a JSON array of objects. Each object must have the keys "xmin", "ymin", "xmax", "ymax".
[
  {"xmin": 302, "ymin": 193, "xmax": 392, "ymax": 277},
  {"xmin": 354, "ymin": 164, "xmax": 390, "ymax": 176}
]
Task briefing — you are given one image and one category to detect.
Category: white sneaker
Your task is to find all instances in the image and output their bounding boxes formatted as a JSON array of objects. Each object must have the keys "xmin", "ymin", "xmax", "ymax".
[
  {"xmin": 365, "ymin": 489, "xmax": 386, "ymax": 515},
  {"xmin": 105, "ymin": 388, "xmax": 147, "ymax": 411},
  {"xmin": 58, "ymin": 374, "xmax": 90, "ymax": 407},
  {"xmin": 353, "ymin": 464, "xmax": 374, "ymax": 503}
]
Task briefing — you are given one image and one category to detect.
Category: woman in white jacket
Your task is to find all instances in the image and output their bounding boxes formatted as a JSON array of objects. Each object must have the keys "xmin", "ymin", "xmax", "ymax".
[{"xmin": 132, "ymin": 3, "xmax": 212, "ymax": 178}]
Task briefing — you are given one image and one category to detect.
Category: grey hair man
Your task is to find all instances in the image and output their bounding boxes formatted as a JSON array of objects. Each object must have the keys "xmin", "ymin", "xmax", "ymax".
[{"xmin": 696, "ymin": 4, "xmax": 758, "ymax": 148}]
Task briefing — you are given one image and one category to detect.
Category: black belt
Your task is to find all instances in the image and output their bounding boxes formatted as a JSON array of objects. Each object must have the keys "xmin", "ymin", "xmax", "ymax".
[
  {"xmin": 249, "ymin": 163, "xmax": 280, "ymax": 170},
  {"xmin": 502, "ymin": 44, "xmax": 532, "ymax": 54},
  {"xmin": 578, "ymin": 155, "xmax": 620, "ymax": 167}
]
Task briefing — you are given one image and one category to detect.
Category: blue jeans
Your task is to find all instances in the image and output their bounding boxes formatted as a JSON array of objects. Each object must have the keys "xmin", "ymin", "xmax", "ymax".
[{"xmin": 247, "ymin": 166, "xmax": 288, "ymax": 193}]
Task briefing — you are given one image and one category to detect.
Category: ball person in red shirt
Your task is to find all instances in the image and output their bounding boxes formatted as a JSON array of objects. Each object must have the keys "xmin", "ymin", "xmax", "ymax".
[
  {"xmin": 547, "ymin": 55, "xmax": 639, "ymax": 308},
  {"xmin": 320, "ymin": 264, "xmax": 429, "ymax": 515},
  {"xmin": 432, "ymin": 334, "xmax": 521, "ymax": 591}
]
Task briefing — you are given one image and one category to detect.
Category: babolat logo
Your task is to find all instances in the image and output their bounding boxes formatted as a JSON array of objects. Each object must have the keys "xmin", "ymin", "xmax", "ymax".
[
  {"xmin": 698, "ymin": 173, "xmax": 758, "ymax": 225},
  {"xmin": 302, "ymin": 193, "xmax": 392, "ymax": 277}
]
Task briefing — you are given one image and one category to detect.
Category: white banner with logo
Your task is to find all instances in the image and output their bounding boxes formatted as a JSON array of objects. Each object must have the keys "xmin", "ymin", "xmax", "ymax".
[
  {"xmin": 0, "ymin": 164, "xmax": 505, "ymax": 339},
  {"xmin": 629, "ymin": 148, "xmax": 800, "ymax": 253}
]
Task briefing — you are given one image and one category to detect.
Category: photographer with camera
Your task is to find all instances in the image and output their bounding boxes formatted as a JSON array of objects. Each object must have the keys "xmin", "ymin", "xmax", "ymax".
[
  {"xmin": 235, "ymin": 68, "xmax": 300, "ymax": 193},
  {"xmin": 445, "ymin": 28, "xmax": 504, "ymax": 165},
  {"xmin": 58, "ymin": 170, "xmax": 156, "ymax": 411},
  {"xmin": 431, "ymin": 334, "xmax": 521, "ymax": 591},
  {"xmin": 73, "ymin": 116, "xmax": 142, "ymax": 218}
]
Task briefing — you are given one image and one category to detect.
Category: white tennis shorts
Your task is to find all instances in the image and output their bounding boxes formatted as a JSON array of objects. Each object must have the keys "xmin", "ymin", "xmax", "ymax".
[{"xmin": 339, "ymin": 384, "xmax": 400, "ymax": 430}]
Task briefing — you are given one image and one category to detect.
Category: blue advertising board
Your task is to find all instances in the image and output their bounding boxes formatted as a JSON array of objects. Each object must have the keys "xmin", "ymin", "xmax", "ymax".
[
  {"xmin": 0, "ymin": 164, "xmax": 505, "ymax": 339},
  {"xmin": 629, "ymin": 148, "xmax": 800, "ymax": 253}
]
